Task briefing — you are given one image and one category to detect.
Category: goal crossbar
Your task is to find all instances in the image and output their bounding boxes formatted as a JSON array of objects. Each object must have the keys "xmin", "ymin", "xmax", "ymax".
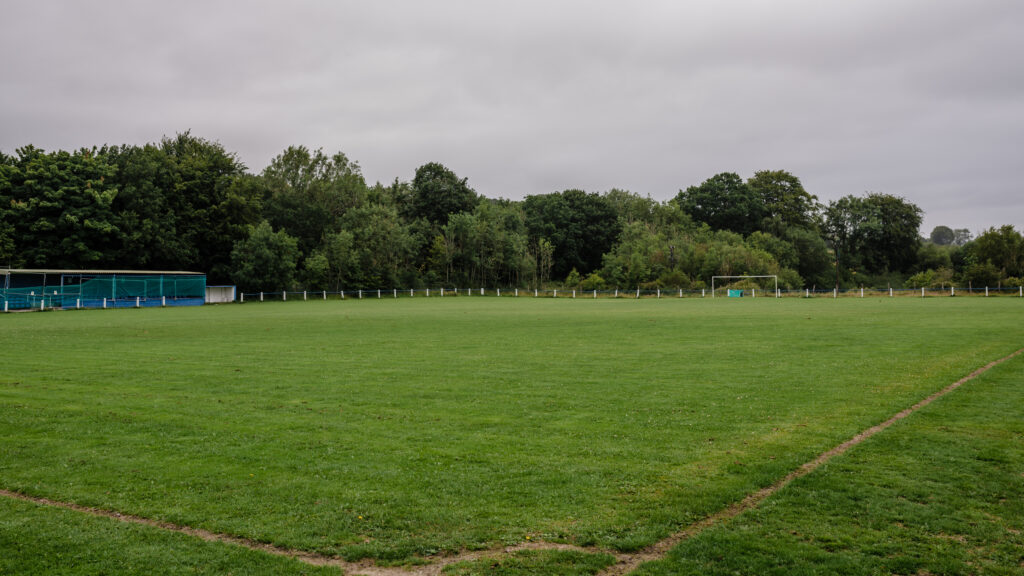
[{"xmin": 711, "ymin": 275, "xmax": 778, "ymax": 298}]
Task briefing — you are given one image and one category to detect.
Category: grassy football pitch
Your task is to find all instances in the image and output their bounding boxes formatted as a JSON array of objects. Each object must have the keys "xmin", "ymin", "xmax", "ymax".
[{"xmin": 1, "ymin": 297, "xmax": 1022, "ymax": 574}]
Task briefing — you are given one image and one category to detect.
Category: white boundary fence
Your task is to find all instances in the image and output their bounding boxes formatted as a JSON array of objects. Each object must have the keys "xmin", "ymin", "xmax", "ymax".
[{"xmin": 232, "ymin": 284, "xmax": 1024, "ymax": 303}]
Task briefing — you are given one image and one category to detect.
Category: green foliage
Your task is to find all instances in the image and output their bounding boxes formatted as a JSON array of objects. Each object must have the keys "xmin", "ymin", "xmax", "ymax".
[
  {"xmin": 563, "ymin": 267, "xmax": 582, "ymax": 288},
  {"xmin": 746, "ymin": 169, "xmax": 819, "ymax": 235},
  {"xmin": 971, "ymin": 225, "xmax": 1023, "ymax": 278},
  {"xmin": 261, "ymin": 145, "xmax": 366, "ymax": 257},
  {"xmin": 229, "ymin": 220, "xmax": 300, "ymax": 291},
  {"xmin": 675, "ymin": 172, "xmax": 763, "ymax": 235},
  {"xmin": 929, "ymin": 225, "xmax": 955, "ymax": 245},
  {"xmin": 411, "ymin": 162, "xmax": 478, "ymax": 228},
  {"xmin": 523, "ymin": 189, "xmax": 620, "ymax": 279},
  {"xmin": 824, "ymin": 193, "xmax": 923, "ymax": 279}
]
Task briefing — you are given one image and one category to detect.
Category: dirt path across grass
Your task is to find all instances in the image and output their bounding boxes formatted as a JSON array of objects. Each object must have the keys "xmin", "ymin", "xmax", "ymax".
[{"xmin": 3, "ymin": 347, "xmax": 1021, "ymax": 576}]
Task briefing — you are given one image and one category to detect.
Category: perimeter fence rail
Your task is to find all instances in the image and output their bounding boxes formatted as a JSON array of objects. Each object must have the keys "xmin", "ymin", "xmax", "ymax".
[{"xmin": 234, "ymin": 285, "xmax": 1024, "ymax": 303}]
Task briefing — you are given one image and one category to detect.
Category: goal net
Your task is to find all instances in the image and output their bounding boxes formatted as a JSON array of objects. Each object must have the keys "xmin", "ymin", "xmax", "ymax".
[{"xmin": 711, "ymin": 275, "xmax": 778, "ymax": 298}]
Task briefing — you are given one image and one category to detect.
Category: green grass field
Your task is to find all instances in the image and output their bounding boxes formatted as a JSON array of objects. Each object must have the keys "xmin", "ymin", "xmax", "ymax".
[{"xmin": 1, "ymin": 297, "xmax": 1022, "ymax": 574}]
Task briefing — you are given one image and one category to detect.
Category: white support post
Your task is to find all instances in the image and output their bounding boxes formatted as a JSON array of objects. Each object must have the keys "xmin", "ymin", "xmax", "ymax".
[
  {"xmin": 889, "ymin": 287, "xmax": 893, "ymax": 297},
  {"xmin": 1020, "ymin": 285, "xmax": 1022, "ymax": 297},
  {"xmin": 410, "ymin": 289, "xmax": 414, "ymax": 297},
  {"xmin": 985, "ymin": 287, "xmax": 989, "ymax": 297},
  {"xmin": 480, "ymin": 287, "xmax": 484, "ymax": 296},
  {"xmin": 805, "ymin": 288, "xmax": 809, "ymax": 298},
  {"xmin": 921, "ymin": 287, "xmax": 925, "ymax": 298},
  {"xmin": 572, "ymin": 289, "xmax": 576, "ymax": 298},
  {"xmin": 497, "ymin": 288, "xmax": 501, "ymax": 297},
  {"xmin": 860, "ymin": 287, "xmax": 864, "ymax": 298},
  {"xmin": 752, "ymin": 289, "xmax": 756, "ymax": 299},
  {"xmin": 426, "ymin": 288, "xmax": 430, "ymax": 297},
  {"xmin": 103, "ymin": 297, "xmax": 107, "ymax": 309},
  {"xmin": 78, "ymin": 298, "xmax": 82, "ymax": 309},
  {"xmin": 377, "ymin": 289, "xmax": 381, "ymax": 299},
  {"xmin": 636, "ymin": 288, "xmax": 640, "ymax": 299},
  {"xmin": 283, "ymin": 291, "xmax": 287, "ymax": 301},
  {"xmin": 136, "ymin": 296, "xmax": 140, "ymax": 308},
  {"xmin": 776, "ymin": 288, "xmax": 780, "ymax": 298},
  {"xmin": 833, "ymin": 288, "xmax": 837, "ymax": 299},
  {"xmin": 41, "ymin": 299, "xmax": 45, "ymax": 311},
  {"xmin": 341, "ymin": 290, "xmax": 345, "ymax": 299},
  {"xmin": 616, "ymin": 289, "xmax": 620, "ymax": 298},
  {"xmin": 359, "ymin": 290, "xmax": 363, "ymax": 299},
  {"xmin": 440, "ymin": 288, "xmax": 444, "ymax": 297},
  {"xmin": 679, "ymin": 288, "xmax": 683, "ymax": 298},
  {"xmin": 554, "ymin": 289, "xmax": 558, "ymax": 298},
  {"xmin": 951, "ymin": 286, "xmax": 955, "ymax": 297},
  {"xmin": 467, "ymin": 288, "xmax": 471, "ymax": 296},
  {"xmin": 700, "ymin": 289, "xmax": 704, "ymax": 298},
  {"xmin": 515, "ymin": 288, "xmax": 519, "ymax": 297},
  {"xmin": 393, "ymin": 289, "xmax": 397, "ymax": 299},
  {"xmin": 162, "ymin": 296, "xmax": 166, "ymax": 307},
  {"xmin": 534, "ymin": 288, "xmax": 538, "ymax": 297},
  {"xmin": 657, "ymin": 288, "xmax": 660, "ymax": 299},
  {"xmin": 304, "ymin": 291, "xmax": 307, "ymax": 301},
  {"xmin": 594, "ymin": 290, "xmax": 598, "ymax": 299},
  {"xmin": 323, "ymin": 290, "xmax": 327, "ymax": 300},
  {"xmin": 241, "ymin": 293, "xmax": 245, "ymax": 303},
  {"xmin": 3, "ymin": 301, "xmax": 7, "ymax": 312}
]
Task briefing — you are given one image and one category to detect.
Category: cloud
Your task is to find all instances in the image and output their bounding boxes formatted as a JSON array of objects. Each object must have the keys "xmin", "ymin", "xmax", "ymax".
[{"xmin": 2, "ymin": 0, "xmax": 1022, "ymax": 233}]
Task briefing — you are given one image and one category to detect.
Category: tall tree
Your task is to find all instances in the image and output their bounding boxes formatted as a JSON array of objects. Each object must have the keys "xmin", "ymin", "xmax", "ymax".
[
  {"xmin": 971, "ymin": 225, "xmax": 1023, "ymax": 279},
  {"xmin": 747, "ymin": 170, "xmax": 819, "ymax": 235},
  {"xmin": 1, "ymin": 146, "xmax": 121, "ymax": 268},
  {"xmin": 929, "ymin": 225, "xmax": 955, "ymax": 245},
  {"xmin": 523, "ymin": 189, "xmax": 620, "ymax": 279},
  {"xmin": 230, "ymin": 220, "xmax": 299, "ymax": 291},
  {"xmin": 410, "ymin": 162, "xmax": 478, "ymax": 228},
  {"xmin": 261, "ymin": 146, "xmax": 366, "ymax": 256},
  {"xmin": 674, "ymin": 172, "xmax": 763, "ymax": 235}
]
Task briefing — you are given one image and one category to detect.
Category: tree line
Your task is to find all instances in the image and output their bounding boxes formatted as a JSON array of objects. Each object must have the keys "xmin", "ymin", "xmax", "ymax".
[{"xmin": 2, "ymin": 133, "xmax": 1021, "ymax": 291}]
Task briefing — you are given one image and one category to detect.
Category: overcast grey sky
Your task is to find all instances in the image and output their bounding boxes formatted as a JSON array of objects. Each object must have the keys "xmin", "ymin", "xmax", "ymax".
[{"xmin": 2, "ymin": 1, "xmax": 1021, "ymax": 235}]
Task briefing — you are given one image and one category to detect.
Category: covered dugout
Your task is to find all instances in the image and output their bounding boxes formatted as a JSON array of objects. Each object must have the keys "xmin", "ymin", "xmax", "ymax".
[{"xmin": 1, "ymin": 269, "xmax": 206, "ymax": 310}]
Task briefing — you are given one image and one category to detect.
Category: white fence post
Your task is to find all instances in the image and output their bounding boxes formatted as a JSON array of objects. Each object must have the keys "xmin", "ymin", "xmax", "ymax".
[
  {"xmin": 78, "ymin": 298, "xmax": 82, "ymax": 309},
  {"xmin": 679, "ymin": 288, "xmax": 683, "ymax": 298},
  {"xmin": 616, "ymin": 289, "xmax": 620, "ymax": 298},
  {"xmin": 889, "ymin": 287, "xmax": 893, "ymax": 297},
  {"xmin": 594, "ymin": 289, "xmax": 598, "ymax": 299},
  {"xmin": 103, "ymin": 297, "xmax": 107, "ymax": 308},
  {"xmin": 480, "ymin": 287, "xmax": 484, "ymax": 296},
  {"xmin": 985, "ymin": 287, "xmax": 989, "ymax": 297},
  {"xmin": 359, "ymin": 290, "xmax": 363, "ymax": 299},
  {"xmin": 304, "ymin": 291, "xmax": 307, "ymax": 301},
  {"xmin": 805, "ymin": 288, "xmax": 809, "ymax": 298},
  {"xmin": 136, "ymin": 296, "xmax": 140, "ymax": 308},
  {"xmin": 393, "ymin": 289, "xmax": 397, "ymax": 298},
  {"xmin": 657, "ymin": 288, "xmax": 660, "ymax": 299},
  {"xmin": 497, "ymin": 288, "xmax": 501, "ymax": 297},
  {"xmin": 921, "ymin": 287, "xmax": 925, "ymax": 298},
  {"xmin": 833, "ymin": 288, "xmax": 837, "ymax": 299},
  {"xmin": 341, "ymin": 290, "xmax": 345, "ymax": 299},
  {"xmin": 951, "ymin": 286, "xmax": 955, "ymax": 297},
  {"xmin": 554, "ymin": 289, "xmax": 558, "ymax": 298},
  {"xmin": 41, "ymin": 299, "xmax": 45, "ymax": 311},
  {"xmin": 636, "ymin": 288, "xmax": 640, "ymax": 299},
  {"xmin": 860, "ymin": 287, "xmax": 864, "ymax": 298},
  {"xmin": 515, "ymin": 288, "xmax": 519, "ymax": 297},
  {"xmin": 572, "ymin": 289, "xmax": 576, "ymax": 298},
  {"xmin": 283, "ymin": 291, "xmax": 287, "ymax": 301},
  {"xmin": 535, "ymin": 288, "xmax": 538, "ymax": 297}
]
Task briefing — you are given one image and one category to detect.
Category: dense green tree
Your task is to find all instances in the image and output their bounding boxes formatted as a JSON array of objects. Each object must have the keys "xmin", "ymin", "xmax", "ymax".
[
  {"xmin": 675, "ymin": 172, "xmax": 763, "ymax": 235},
  {"xmin": 929, "ymin": 225, "xmax": 955, "ymax": 245},
  {"xmin": 824, "ymin": 193, "xmax": 922, "ymax": 282},
  {"xmin": 229, "ymin": 220, "xmax": 299, "ymax": 291},
  {"xmin": 747, "ymin": 170, "xmax": 820, "ymax": 234},
  {"xmin": 261, "ymin": 146, "xmax": 366, "ymax": 256},
  {"xmin": 410, "ymin": 162, "xmax": 478, "ymax": 228},
  {"xmin": 523, "ymin": 189, "xmax": 620, "ymax": 279},
  {"xmin": 1, "ymin": 146, "xmax": 121, "ymax": 268},
  {"xmin": 971, "ymin": 225, "xmax": 1023, "ymax": 279}
]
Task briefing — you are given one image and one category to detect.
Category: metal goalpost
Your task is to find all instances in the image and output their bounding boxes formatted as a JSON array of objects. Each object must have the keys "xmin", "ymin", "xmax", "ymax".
[{"xmin": 711, "ymin": 275, "xmax": 779, "ymax": 298}]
